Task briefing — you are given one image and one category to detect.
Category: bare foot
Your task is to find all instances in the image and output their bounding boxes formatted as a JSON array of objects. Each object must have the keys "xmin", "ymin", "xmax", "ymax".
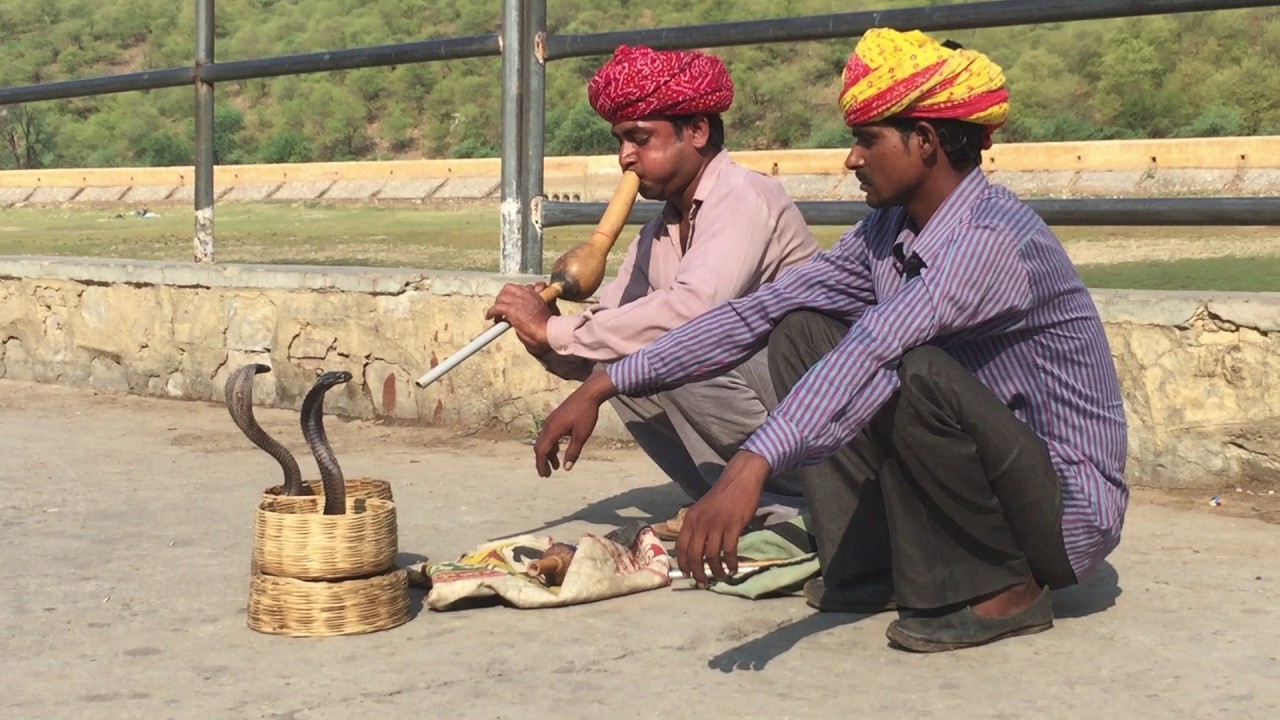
[{"xmin": 971, "ymin": 578, "xmax": 1041, "ymax": 618}]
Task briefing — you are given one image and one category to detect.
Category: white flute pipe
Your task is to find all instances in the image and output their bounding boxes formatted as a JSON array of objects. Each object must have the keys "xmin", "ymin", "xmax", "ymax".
[
  {"xmin": 415, "ymin": 321, "xmax": 512, "ymax": 388},
  {"xmin": 667, "ymin": 559, "xmax": 791, "ymax": 581}
]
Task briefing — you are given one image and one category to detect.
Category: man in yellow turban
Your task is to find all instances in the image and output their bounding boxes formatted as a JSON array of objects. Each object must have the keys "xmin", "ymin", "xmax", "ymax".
[
  {"xmin": 533, "ymin": 30, "xmax": 1126, "ymax": 654},
  {"xmin": 840, "ymin": 28, "xmax": 1009, "ymax": 147}
]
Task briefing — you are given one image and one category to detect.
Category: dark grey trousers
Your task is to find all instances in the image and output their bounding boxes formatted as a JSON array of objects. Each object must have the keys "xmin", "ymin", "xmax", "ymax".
[
  {"xmin": 768, "ymin": 311, "xmax": 1076, "ymax": 610},
  {"xmin": 610, "ymin": 348, "xmax": 806, "ymax": 511}
]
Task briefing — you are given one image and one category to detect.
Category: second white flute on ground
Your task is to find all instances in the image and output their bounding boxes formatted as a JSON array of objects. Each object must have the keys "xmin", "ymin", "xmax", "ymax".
[{"xmin": 668, "ymin": 559, "xmax": 794, "ymax": 581}]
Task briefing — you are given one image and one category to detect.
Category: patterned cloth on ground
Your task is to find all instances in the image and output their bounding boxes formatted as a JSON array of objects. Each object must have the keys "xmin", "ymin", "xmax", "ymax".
[
  {"xmin": 416, "ymin": 522, "xmax": 671, "ymax": 610},
  {"xmin": 707, "ymin": 513, "xmax": 820, "ymax": 600}
]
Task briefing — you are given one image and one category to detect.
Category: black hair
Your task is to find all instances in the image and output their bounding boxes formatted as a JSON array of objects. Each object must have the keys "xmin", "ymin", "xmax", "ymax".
[
  {"xmin": 885, "ymin": 116, "xmax": 986, "ymax": 172},
  {"xmin": 670, "ymin": 114, "xmax": 726, "ymax": 151}
]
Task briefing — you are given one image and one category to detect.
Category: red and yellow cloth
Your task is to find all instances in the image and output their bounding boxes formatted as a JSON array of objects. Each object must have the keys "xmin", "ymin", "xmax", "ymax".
[
  {"xmin": 588, "ymin": 45, "xmax": 734, "ymax": 124},
  {"xmin": 839, "ymin": 29, "xmax": 1009, "ymax": 147}
]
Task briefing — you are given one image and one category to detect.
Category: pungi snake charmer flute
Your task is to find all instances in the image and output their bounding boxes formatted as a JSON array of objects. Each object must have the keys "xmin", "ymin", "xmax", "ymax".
[{"xmin": 415, "ymin": 171, "xmax": 641, "ymax": 388}]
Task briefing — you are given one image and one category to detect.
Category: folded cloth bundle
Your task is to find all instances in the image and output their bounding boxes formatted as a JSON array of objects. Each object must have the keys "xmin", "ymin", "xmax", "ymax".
[
  {"xmin": 417, "ymin": 522, "xmax": 671, "ymax": 610},
  {"xmin": 706, "ymin": 513, "xmax": 820, "ymax": 600}
]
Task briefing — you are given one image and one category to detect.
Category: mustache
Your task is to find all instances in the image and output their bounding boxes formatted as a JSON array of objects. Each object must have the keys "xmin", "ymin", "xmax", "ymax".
[{"xmin": 855, "ymin": 172, "xmax": 873, "ymax": 186}]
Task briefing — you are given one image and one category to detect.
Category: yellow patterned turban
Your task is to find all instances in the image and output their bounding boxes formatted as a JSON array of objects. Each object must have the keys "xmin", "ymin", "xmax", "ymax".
[{"xmin": 839, "ymin": 29, "xmax": 1009, "ymax": 148}]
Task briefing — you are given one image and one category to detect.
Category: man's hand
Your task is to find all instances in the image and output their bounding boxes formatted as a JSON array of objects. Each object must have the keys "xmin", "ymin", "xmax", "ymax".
[
  {"xmin": 533, "ymin": 369, "xmax": 618, "ymax": 476},
  {"xmin": 675, "ymin": 451, "xmax": 770, "ymax": 587},
  {"xmin": 485, "ymin": 282, "xmax": 560, "ymax": 357}
]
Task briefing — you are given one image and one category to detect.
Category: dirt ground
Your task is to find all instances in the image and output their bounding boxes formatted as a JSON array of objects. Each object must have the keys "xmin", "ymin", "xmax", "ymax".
[
  {"xmin": 1, "ymin": 379, "xmax": 1277, "ymax": 720},
  {"xmin": 1055, "ymin": 226, "xmax": 1280, "ymax": 267}
]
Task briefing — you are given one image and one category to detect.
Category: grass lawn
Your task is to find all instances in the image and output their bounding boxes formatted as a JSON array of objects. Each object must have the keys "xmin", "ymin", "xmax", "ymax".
[
  {"xmin": 1077, "ymin": 255, "xmax": 1280, "ymax": 291},
  {"xmin": 1, "ymin": 202, "xmax": 1277, "ymax": 291}
]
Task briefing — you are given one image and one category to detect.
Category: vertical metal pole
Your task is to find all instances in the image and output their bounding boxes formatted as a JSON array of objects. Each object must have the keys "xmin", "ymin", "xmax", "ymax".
[
  {"xmin": 498, "ymin": 0, "xmax": 526, "ymax": 275},
  {"xmin": 521, "ymin": 0, "xmax": 547, "ymax": 275},
  {"xmin": 194, "ymin": 0, "xmax": 216, "ymax": 263}
]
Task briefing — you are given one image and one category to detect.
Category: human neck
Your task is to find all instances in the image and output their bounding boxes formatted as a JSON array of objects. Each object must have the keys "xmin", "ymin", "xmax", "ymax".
[
  {"xmin": 904, "ymin": 165, "xmax": 976, "ymax": 230},
  {"xmin": 670, "ymin": 148, "xmax": 721, "ymax": 219}
]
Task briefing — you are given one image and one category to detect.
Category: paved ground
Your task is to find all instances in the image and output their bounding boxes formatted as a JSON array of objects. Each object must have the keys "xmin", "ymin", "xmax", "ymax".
[{"xmin": 1, "ymin": 379, "xmax": 1277, "ymax": 720}]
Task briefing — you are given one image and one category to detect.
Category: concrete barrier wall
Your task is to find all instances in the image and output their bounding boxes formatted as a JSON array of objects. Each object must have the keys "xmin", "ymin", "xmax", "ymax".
[
  {"xmin": 1, "ymin": 257, "xmax": 1276, "ymax": 491},
  {"xmin": 1, "ymin": 136, "xmax": 1277, "ymax": 206}
]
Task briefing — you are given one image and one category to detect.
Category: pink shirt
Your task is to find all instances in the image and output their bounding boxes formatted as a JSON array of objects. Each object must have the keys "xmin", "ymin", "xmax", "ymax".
[{"xmin": 541, "ymin": 151, "xmax": 820, "ymax": 379}]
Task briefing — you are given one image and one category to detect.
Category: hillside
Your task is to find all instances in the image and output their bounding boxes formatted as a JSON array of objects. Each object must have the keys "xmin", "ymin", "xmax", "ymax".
[{"xmin": 0, "ymin": 0, "xmax": 1277, "ymax": 169}]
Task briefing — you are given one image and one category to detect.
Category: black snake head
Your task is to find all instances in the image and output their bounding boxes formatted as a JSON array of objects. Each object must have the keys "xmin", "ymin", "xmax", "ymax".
[
  {"xmin": 224, "ymin": 363, "xmax": 309, "ymax": 496},
  {"xmin": 224, "ymin": 363, "xmax": 271, "ymax": 414},
  {"xmin": 302, "ymin": 370, "xmax": 354, "ymax": 515}
]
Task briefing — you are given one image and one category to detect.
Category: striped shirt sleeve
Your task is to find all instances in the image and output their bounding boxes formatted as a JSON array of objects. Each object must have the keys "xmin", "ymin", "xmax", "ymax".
[
  {"xmin": 743, "ymin": 219, "xmax": 1035, "ymax": 473},
  {"xmin": 608, "ymin": 222, "xmax": 876, "ymax": 398}
]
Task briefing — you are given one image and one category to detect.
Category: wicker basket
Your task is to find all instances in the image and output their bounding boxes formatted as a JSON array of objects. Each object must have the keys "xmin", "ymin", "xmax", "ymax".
[
  {"xmin": 252, "ymin": 495, "xmax": 398, "ymax": 581},
  {"xmin": 262, "ymin": 477, "xmax": 393, "ymax": 502},
  {"xmin": 247, "ymin": 568, "xmax": 410, "ymax": 637}
]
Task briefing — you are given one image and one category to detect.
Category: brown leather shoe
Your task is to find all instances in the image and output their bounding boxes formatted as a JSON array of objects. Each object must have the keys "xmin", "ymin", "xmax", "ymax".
[
  {"xmin": 651, "ymin": 506, "xmax": 689, "ymax": 541},
  {"xmin": 885, "ymin": 585, "xmax": 1054, "ymax": 652},
  {"xmin": 803, "ymin": 573, "xmax": 896, "ymax": 614},
  {"xmin": 652, "ymin": 506, "xmax": 770, "ymax": 542}
]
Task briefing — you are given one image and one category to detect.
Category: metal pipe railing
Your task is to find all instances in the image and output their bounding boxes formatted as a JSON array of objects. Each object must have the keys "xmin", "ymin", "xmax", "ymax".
[
  {"xmin": 200, "ymin": 36, "xmax": 500, "ymax": 83},
  {"xmin": 521, "ymin": 0, "xmax": 549, "ymax": 275},
  {"xmin": 544, "ymin": 0, "xmax": 1277, "ymax": 58},
  {"xmin": 194, "ymin": 0, "xmax": 216, "ymax": 264},
  {"xmin": 542, "ymin": 197, "xmax": 1280, "ymax": 229},
  {"xmin": 0, "ymin": 38, "xmax": 500, "ymax": 106},
  {"xmin": 499, "ymin": 0, "xmax": 529, "ymax": 275}
]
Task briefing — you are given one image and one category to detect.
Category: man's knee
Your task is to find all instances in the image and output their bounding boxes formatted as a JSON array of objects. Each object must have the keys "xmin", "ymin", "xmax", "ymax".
[
  {"xmin": 768, "ymin": 311, "xmax": 826, "ymax": 357},
  {"xmin": 768, "ymin": 310, "xmax": 853, "ymax": 360},
  {"xmin": 897, "ymin": 345, "xmax": 959, "ymax": 387}
]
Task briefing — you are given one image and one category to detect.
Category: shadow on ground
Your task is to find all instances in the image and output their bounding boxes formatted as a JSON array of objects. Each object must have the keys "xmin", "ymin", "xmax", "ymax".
[
  {"xmin": 397, "ymin": 552, "xmax": 430, "ymax": 619},
  {"xmin": 1051, "ymin": 560, "xmax": 1122, "ymax": 619},
  {"xmin": 707, "ymin": 612, "xmax": 868, "ymax": 672},
  {"xmin": 492, "ymin": 484, "xmax": 688, "ymax": 541},
  {"xmin": 705, "ymin": 561, "xmax": 1123, "ymax": 672}
]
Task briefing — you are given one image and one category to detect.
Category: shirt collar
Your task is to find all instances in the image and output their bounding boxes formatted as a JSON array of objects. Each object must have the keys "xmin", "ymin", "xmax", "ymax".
[
  {"xmin": 904, "ymin": 168, "xmax": 990, "ymax": 266},
  {"xmin": 662, "ymin": 149, "xmax": 731, "ymax": 224}
]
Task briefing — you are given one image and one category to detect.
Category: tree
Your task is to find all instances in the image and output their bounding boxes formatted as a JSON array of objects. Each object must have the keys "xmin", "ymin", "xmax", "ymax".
[
  {"xmin": 1093, "ymin": 33, "xmax": 1177, "ymax": 136},
  {"xmin": 546, "ymin": 101, "xmax": 614, "ymax": 156},
  {"xmin": 1175, "ymin": 106, "xmax": 1245, "ymax": 138},
  {"xmin": 213, "ymin": 105, "xmax": 246, "ymax": 164},
  {"xmin": 0, "ymin": 104, "xmax": 53, "ymax": 169}
]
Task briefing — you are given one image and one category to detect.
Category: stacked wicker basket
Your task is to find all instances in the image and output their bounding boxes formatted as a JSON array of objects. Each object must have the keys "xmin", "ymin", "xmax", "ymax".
[
  {"xmin": 247, "ymin": 478, "xmax": 410, "ymax": 637},
  {"xmin": 227, "ymin": 364, "xmax": 410, "ymax": 638}
]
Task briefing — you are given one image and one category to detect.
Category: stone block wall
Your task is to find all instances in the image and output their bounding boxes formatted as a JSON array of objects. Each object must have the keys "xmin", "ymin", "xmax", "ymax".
[{"xmin": 0, "ymin": 257, "xmax": 1277, "ymax": 491}]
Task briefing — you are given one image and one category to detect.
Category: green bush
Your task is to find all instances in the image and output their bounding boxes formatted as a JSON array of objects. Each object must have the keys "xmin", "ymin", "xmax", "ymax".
[
  {"xmin": 138, "ymin": 131, "xmax": 192, "ymax": 166},
  {"xmin": 259, "ymin": 130, "xmax": 312, "ymax": 163},
  {"xmin": 449, "ymin": 138, "xmax": 498, "ymax": 159}
]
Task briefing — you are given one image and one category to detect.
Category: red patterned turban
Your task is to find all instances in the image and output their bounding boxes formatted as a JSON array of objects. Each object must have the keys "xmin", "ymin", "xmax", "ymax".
[
  {"xmin": 839, "ymin": 29, "xmax": 1009, "ymax": 148},
  {"xmin": 588, "ymin": 45, "xmax": 734, "ymax": 125}
]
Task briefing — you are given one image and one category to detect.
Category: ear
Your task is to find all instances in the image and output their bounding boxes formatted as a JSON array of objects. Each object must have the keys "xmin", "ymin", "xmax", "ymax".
[
  {"xmin": 912, "ymin": 120, "xmax": 941, "ymax": 162},
  {"xmin": 687, "ymin": 114, "xmax": 712, "ymax": 150}
]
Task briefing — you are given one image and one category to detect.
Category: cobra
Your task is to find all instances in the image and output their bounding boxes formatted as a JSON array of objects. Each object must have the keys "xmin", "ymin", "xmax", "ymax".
[
  {"xmin": 300, "ymin": 370, "xmax": 353, "ymax": 516},
  {"xmin": 224, "ymin": 364, "xmax": 311, "ymax": 497}
]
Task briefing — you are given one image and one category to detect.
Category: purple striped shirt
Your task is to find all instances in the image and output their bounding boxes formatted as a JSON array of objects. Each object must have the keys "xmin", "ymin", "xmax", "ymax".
[{"xmin": 608, "ymin": 169, "xmax": 1129, "ymax": 580}]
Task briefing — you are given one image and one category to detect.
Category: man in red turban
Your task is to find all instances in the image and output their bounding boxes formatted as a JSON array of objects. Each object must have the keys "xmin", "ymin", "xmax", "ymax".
[
  {"xmin": 487, "ymin": 45, "xmax": 820, "ymax": 539},
  {"xmin": 586, "ymin": 45, "xmax": 735, "ymax": 126}
]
